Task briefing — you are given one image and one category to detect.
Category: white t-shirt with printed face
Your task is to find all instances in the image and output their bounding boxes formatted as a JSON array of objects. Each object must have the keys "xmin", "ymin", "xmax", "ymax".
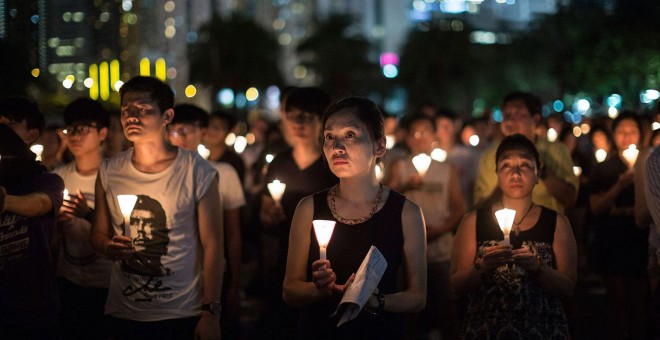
[
  {"xmin": 53, "ymin": 162, "xmax": 113, "ymax": 288},
  {"xmin": 100, "ymin": 148, "xmax": 218, "ymax": 321}
]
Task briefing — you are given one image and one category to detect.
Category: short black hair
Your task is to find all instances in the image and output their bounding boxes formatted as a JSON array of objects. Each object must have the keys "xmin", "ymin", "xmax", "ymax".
[
  {"xmin": 435, "ymin": 108, "xmax": 457, "ymax": 121},
  {"xmin": 63, "ymin": 98, "xmax": 110, "ymax": 128},
  {"xmin": 323, "ymin": 97, "xmax": 384, "ymax": 142},
  {"xmin": 285, "ymin": 87, "xmax": 330, "ymax": 118},
  {"xmin": 209, "ymin": 110, "xmax": 236, "ymax": 131},
  {"xmin": 495, "ymin": 133, "xmax": 541, "ymax": 170},
  {"xmin": 0, "ymin": 96, "xmax": 45, "ymax": 134},
  {"xmin": 172, "ymin": 104, "xmax": 209, "ymax": 128},
  {"xmin": 502, "ymin": 91, "xmax": 542, "ymax": 116},
  {"xmin": 119, "ymin": 76, "xmax": 174, "ymax": 113},
  {"xmin": 401, "ymin": 113, "xmax": 436, "ymax": 134}
]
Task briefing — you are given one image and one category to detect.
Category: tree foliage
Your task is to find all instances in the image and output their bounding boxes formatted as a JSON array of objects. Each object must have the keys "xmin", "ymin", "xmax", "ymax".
[
  {"xmin": 189, "ymin": 13, "xmax": 282, "ymax": 95},
  {"xmin": 296, "ymin": 14, "xmax": 380, "ymax": 98}
]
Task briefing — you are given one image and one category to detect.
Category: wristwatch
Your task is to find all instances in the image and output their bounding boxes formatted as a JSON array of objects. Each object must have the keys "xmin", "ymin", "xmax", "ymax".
[{"xmin": 202, "ymin": 301, "xmax": 222, "ymax": 315}]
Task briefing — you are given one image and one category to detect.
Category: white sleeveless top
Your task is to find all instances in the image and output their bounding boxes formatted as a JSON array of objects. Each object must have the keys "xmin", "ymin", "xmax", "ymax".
[
  {"xmin": 397, "ymin": 158, "xmax": 453, "ymax": 263},
  {"xmin": 99, "ymin": 148, "xmax": 217, "ymax": 321}
]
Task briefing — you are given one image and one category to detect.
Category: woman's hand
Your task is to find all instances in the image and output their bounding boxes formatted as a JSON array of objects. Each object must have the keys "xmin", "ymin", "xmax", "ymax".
[
  {"xmin": 512, "ymin": 246, "xmax": 541, "ymax": 273},
  {"xmin": 477, "ymin": 245, "xmax": 513, "ymax": 272},
  {"xmin": 60, "ymin": 190, "xmax": 90, "ymax": 220},
  {"xmin": 311, "ymin": 260, "xmax": 355, "ymax": 297}
]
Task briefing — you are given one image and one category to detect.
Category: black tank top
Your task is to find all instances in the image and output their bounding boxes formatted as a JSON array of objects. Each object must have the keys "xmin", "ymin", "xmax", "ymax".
[
  {"xmin": 298, "ymin": 187, "xmax": 406, "ymax": 339},
  {"xmin": 476, "ymin": 205, "xmax": 556, "ymax": 249}
]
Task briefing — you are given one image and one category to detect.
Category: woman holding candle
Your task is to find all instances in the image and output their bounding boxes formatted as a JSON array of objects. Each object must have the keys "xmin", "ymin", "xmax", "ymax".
[
  {"xmin": 589, "ymin": 111, "xmax": 648, "ymax": 339},
  {"xmin": 451, "ymin": 133, "xmax": 577, "ymax": 339},
  {"xmin": 283, "ymin": 97, "xmax": 427, "ymax": 339}
]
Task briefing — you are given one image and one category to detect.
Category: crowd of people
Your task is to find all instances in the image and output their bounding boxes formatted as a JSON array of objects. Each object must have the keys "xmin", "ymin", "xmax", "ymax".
[{"xmin": 1, "ymin": 75, "xmax": 660, "ymax": 340}]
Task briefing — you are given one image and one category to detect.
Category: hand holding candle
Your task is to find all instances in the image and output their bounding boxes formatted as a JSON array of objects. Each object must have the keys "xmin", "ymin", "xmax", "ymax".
[
  {"xmin": 495, "ymin": 208, "xmax": 516, "ymax": 246},
  {"xmin": 622, "ymin": 144, "xmax": 639, "ymax": 168},
  {"xmin": 313, "ymin": 220, "xmax": 336, "ymax": 270},
  {"xmin": 412, "ymin": 153, "xmax": 432, "ymax": 177},
  {"xmin": 267, "ymin": 180, "xmax": 286, "ymax": 205}
]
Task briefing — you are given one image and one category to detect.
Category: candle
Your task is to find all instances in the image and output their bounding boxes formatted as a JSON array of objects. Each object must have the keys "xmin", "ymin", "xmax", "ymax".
[
  {"xmin": 622, "ymin": 144, "xmax": 639, "ymax": 168},
  {"xmin": 267, "ymin": 180, "xmax": 286, "ymax": 205},
  {"xmin": 573, "ymin": 166, "xmax": 582, "ymax": 177},
  {"xmin": 313, "ymin": 220, "xmax": 336, "ymax": 270},
  {"xmin": 431, "ymin": 148, "xmax": 448, "ymax": 163},
  {"xmin": 63, "ymin": 189, "xmax": 70, "ymax": 201},
  {"xmin": 495, "ymin": 208, "xmax": 516, "ymax": 246},
  {"xmin": 234, "ymin": 136, "xmax": 247, "ymax": 154},
  {"xmin": 30, "ymin": 144, "xmax": 44, "ymax": 161},
  {"xmin": 412, "ymin": 153, "xmax": 432, "ymax": 177},
  {"xmin": 197, "ymin": 144, "xmax": 210, "ymax": 160},
  {"xmin": 265, "ymin": 154, "xmax": 274, "ymax": 164},
  {"xmin": 375, "ymin": 164, "xmax": 384, "ymax": 182},
  {"xmin": 385, "ymin": 135, "xmax": 395, "ymax": 149},
  {"xmin": 546, "ymin": 128, "xmax": 558, "ymax": 142},
  {"xmin": 595, "ymin": 149, "xmax": 607, "ymax": 163},
  {"xmin": 117, "ymin": 195, "xmax": 138, "ymax": 235}
]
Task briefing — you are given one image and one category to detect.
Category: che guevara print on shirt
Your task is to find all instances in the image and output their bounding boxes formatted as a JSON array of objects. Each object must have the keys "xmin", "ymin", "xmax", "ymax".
[{"xmin": 121, "ymin": 195, "xmax": 173, "ymax": 278}]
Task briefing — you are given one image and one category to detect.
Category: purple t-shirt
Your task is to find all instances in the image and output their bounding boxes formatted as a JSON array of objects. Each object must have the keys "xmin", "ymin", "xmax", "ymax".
[{"xmin": 0, "ymin": 171, "xmax": 64, "ymax": 330}]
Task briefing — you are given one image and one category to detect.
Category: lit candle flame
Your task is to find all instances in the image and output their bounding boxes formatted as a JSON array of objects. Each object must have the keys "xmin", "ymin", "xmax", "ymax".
[
  {"xmin": 63, "ymin": 189, "xmax": 70, "ymax": 200},
  {"xmin": 573, "ymin": 166, "xmax": 582, "ymax": 177},
  {"xmin": 313, "ymin": 219, "xmax": 336, "ymax": 270},
  {"xmin": 495, "ymin": 208, "xmax": 516, "ymax": 246},
  {"xmin": 622, "ymin": 144, "xmax": 639, "ymax": 168},
  {"xmin": 30, "ymin": 144, "xmax": 44, "ymax": 161},
  {"xmin": 267, "ymin": 180, "xmax": 286, "ymax": 204},
  {"xmin": 412, "ymin": 153, "xmax": 432, "ymax": 177},
  {"xmin": 547, "ymin": 128, "xmax": 558, "ymax": 142},
  {"xmin": 117, "ymin": 195, "xmax": 138, "ymax": 235},
  {"xmin": 595, "ymin": 149, "xmax": 607, "ymax": 163},
  {"xmin": 197, "ymin": 144, "xmax": 210, "ymax": 160},
  {"xmin": 430, "ymin": 148, "xmax": 447, "ymax": 163}
]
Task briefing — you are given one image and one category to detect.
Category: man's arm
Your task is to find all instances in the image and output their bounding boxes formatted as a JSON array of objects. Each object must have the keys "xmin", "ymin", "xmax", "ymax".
[
  {"xmin": 4, "ymin": 192, "xmax": 53, "ymax": 217},
  {"xmin": 195, "ymin": 177, "xmax": 224, "ymax": 339}
]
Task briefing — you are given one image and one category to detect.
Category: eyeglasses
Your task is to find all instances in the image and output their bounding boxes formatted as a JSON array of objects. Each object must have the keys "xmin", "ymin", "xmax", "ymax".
[
  {"xmin": 63, "ymin": 124, "xmax": 98, "ymax": 137},
  {"xmin": 285, "ymin": 111, "xmax": 318, "ymax": 124},
  {"xmin": 168, "ymin": 125, "xmax": 199, "ymax": 138}
]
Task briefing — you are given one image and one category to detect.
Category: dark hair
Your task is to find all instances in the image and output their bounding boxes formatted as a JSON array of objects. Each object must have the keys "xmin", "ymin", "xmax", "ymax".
[
  {"xmin": 280, "ymin": 86, "xmax": 298, "ymax": 105},
  {"xmin": 401, "ymin": 113, "xmax": 436, "ymax": 134},
  {"xmin": 322, "ymin": 97, "xmax": 385, "ymax": 143},
  {"xmin": 611, "ymin": 110, "xmax": 643, "ymax": 143},
  {"xmin": 285, "ymin": 87, "xmax": 330, "ymax": 118},
  {"xmin": 435, "ymin": 108, "xmax": 457, "ymax": 121},
  {"xmin": 63, "ymin": 98, "xmax": 110, "ymax": 128},
  {"xmin": 119, "ymin": 76, "xmax": 174, "ymax": 113},
  {"xmin": 172, "ymin": 104, "xmax": 209, "ymax": 127},
  {"xmin": 495, "ymin": 134, "xmax": 541, "ymax": 170},
  {"xmin": 502, "ymin": 91, "xmax": 542, "ymax": 116},
  {"xmin": 209, "ymin": 110, "xmax": 237, "ymax": 131},
  {"xmin": 0, "ymin": 96, "xmax": 45, "ymax": 134}
]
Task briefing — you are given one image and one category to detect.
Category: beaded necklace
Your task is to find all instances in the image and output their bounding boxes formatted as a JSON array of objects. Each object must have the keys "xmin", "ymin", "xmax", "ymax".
[{"xmin": 329, "ymin": 183, "xmax": 384, "ymax": 225}]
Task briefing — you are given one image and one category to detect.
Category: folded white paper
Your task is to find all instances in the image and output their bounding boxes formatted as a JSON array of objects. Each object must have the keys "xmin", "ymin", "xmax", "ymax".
[{"xmin": 335, "ymin": 245, "xmax": 388, "ymax": 327}]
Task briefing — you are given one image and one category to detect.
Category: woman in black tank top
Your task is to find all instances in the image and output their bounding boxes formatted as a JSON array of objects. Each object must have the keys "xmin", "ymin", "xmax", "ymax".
[
  {"xmin": 282, "ymin": 97, "xmax": 427, "ymax": 339},
  {"xmin": 451, "ymin": 134, "xmax": 577, "ymax": 339}
]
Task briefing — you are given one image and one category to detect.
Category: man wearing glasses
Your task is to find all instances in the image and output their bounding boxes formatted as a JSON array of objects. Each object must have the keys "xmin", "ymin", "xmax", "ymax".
[{"xmin": 52, "ymin": 98, "xmax": 113, "ymax": 339}]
